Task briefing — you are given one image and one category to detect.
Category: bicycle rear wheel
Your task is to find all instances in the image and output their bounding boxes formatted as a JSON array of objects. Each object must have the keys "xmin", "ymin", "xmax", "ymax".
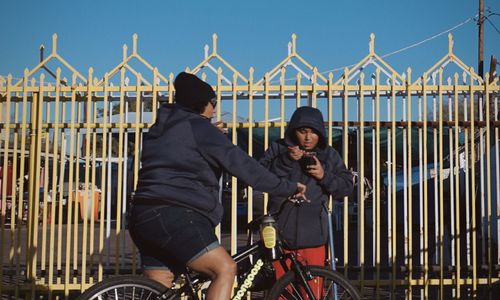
[
  {"xmin": 77, "ymin": 275, "xmax": 177, "ymax": 300},
  {"xmin": 267, "ymin": 266, "xmax": 361, "ymax": 300}
]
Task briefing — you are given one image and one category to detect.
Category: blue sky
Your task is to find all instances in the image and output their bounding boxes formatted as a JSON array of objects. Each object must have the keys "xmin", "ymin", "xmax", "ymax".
[{"xmin": 0, "ymin": 0, "xmax": 498, "ymax": 82}]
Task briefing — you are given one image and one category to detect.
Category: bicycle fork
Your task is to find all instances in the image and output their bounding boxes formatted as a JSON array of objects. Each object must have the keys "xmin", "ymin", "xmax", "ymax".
[{"xmin": 286, "ymin": 255, "xmax": 318, "ymax": 300}]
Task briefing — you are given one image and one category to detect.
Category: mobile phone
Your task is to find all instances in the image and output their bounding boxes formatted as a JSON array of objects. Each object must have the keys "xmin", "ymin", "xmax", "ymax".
[{"xmin": 301, "ymin": 151, "xmax": 316, "ymax": 168}]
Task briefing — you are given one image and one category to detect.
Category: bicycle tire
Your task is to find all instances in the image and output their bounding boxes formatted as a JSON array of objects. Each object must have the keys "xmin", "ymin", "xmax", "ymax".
[
  {"xmin": 77, "ymin": 275, "xmax": 177, "ymax": 300},
  {"xmin": 266, "ymin": 266, "xmax": 361, "ymax": 300}
]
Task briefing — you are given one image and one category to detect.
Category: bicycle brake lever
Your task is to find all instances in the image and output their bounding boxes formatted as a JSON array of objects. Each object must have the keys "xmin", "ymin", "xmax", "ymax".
[{"xmin": 289, "ymin": 196, "xmax": 309, "ymax": 205}]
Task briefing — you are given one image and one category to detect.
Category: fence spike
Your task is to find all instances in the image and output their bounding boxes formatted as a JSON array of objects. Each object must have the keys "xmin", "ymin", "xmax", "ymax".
[
  {"xmin": 132, "ymin": 33, "xmax": 138, "ymax": 55},
  {"xmin": 291, "ymin": 33, "xmax": 297, "ymax": 55},
  {"xmin": 52, "ymin": 33, "xmax": 58, "ymax": 55},
  {"xmin": 212, "ymin": 33, "xmax": 218, "ymax": 55},
  {"xmin": 448, "ymin": 33, "xmax": 454, "ymax": 56},
  {"xmin": 123, "ymin": 44, "xmax": 128, "ymax": 61},
  {"xmin": 249, "ymin": 67, "xmax": 254, "ymax": 83},
  {"xmin": 204, "ymin": 44, "xmax": 210, "ymax": 59},
  {"xmin": 369, "ymin": 33, "xmax": 375, "ymax": 55}
]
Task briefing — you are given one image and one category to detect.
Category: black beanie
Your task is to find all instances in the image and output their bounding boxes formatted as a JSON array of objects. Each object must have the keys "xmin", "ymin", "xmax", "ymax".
[{"xmin": 174, "ymin": 72, "xmax": 216, "ymax": 112}]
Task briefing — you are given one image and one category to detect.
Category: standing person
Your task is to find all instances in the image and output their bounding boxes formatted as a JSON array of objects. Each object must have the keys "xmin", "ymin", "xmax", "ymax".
[
  {"xmin": 259, "ymin": 106, "xmax": 353, "ymax": 297},
  {"xmin": 129, "ymin": 72, "xmax": 306, "ymax": 300}
]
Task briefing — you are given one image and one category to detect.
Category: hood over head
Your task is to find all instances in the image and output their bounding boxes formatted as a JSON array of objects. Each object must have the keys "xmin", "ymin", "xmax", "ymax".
[{"xmin": 285, "ymin": 106, "xmax": 327, "ymax": 149}]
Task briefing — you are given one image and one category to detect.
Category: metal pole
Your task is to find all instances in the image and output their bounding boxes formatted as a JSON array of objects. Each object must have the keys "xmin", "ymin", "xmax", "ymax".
[
  {"xmin": 326, "ymin": 205, "xmax": 339, "ymax": 300},
  {"xmin": 478, "ymin": 0, "xmax": 484, "ymax": 78}
]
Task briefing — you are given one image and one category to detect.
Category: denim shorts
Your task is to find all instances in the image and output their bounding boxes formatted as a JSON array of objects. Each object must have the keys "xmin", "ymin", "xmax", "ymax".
[{"xmin": 128, "ymin": 203, "xmax": 219, "ymax": 272}]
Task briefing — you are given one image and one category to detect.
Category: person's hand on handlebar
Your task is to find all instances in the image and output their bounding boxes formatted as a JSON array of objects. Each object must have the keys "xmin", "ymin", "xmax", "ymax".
[{"xmin": 288, "ymin": 182, "xmax": 309, "ymax": 204}]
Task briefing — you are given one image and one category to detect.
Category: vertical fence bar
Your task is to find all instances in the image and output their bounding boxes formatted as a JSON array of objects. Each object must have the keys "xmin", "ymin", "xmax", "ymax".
[
  {"xmin": 215, "ymin": 69, "xmax": 222, "ymax": 239},
  {"xmin": 214, "ymin": 69, "xmax": 222, "ymax": 242},
  {"xmin": 386, "ymin": 90, "xmax": 392, "ymax": 295},
  {"xmin": 121, "ymin": 102, "xmax": 128, "ymax": 270},
  {"xmin": 64, "ymin": 73, "xmax": 77, "ymax": 296},
  {"xmin": 49, "ymin": 68, "xmax": 62, "ymax": 287},
  {"xmin": 406, "ymin": 69, "xmax": 413, "ymax": 299},
  {"xmin": 311, "ymin": 68, "xmax": 317, "ymax": 108},
  {"xmin": 247, "ymin": 68, "xmax": 254, "ymax": 227},
  {"xmin": 421, "ymin": 71, "xmax": 429, "ymax": 299},
  {"xmin": 453, "ymin": 73, "xmax": 461, "ymax": 298},
  {"xmin": 98, "ymin": 73, "xmax": 110, "ymax": 281},
  {"xmin": 89, "ymin": 78, "xmax": 102, "ymax": 283},
  {"xmin": 469, "ymin": 68, "xmax": 477, "ymax": 295},
  {"xmin": 41, "ymin": 125, "xmax": 50, "ymax": 285},
  {"xmin": 375, "ymin": 68, "xmax": 381, "ymax": 297},
  {"xmin": 56, "ymin": 117, "xmax": 65, "ymax": 286},
  {"xmin": 89, "ymin": 83, "xmax": 98, "ymax": 281},
  {"xmin": 479, "ymin": 88, "xmax": 486, "ymax": 267},
  {"xmin": 40, "ymin": 103, "xmax": 50, "ymax": 285},
  {"xmin": 73, "ymin": 84, "xmax": 82, "ymax": 285},
  {"xmin": 9, "ymin": 80, "xmax": 20, "ymax": 295},
  {"xmin": 280, "ymin": 68, "xmax": 286, "ymax": 138},
  {"xmin": 0, "ymin": 74, "xmax": 12, "ymax": 297},
  {"xmin": 357, "ymin": 72, "xmax": 365, "ymax": 297},
  {"xmin": 231, "ymin": 72, "xmax": 238, "ymax": 255},
  {"xmin": 495, "ymin": 86, "xmax": 500, "ymax": 269},
  {"xmin": 10, "ymin": 93, "xmax": 20, "ymax": 296},
  {"xmin": 484, "ymin": 74, "xmax": 492, "ymax": 290},
  {"xmin": 152, "ymin": 68, "xmax": 158, "ymax": 122},
  {"xmin": 390, "ymin": 73, "xmax": 397, "ymax": 297},
  {"xmin": 418, "ymin": 90, "xmax": 424, "ymax": 299},
  {"xmin": 463, "ymin": 85, "xmax": 471, "ymax": 292},
  {"xmin": 115, "ymin": 67, "xmax": 125, "ymax": 274},
  {"xmin": 447, "ymin": 78, "xmax": 456, "ymax": 298},
  {"xmin": 30, "ymin": 73, "xmax": 44, "ymax": 297},
  {"xmin": 342, "ymin": 68, "xmax": 349, "ymax": 276},
  {"xmin": 438, "ymin": 69, "xmax": 444, "ymax": 299},
  {"xmin": 105, "ymin": 101, "xmax": 112, "ymax": 268},
  {"xmin": 132, "ymin": 73, "xmax": 142, "ymax": 274},
  {"xmin": 14, "ymin": 70, "xmax": 30, "ymax": 299},
  {"xmin": 263, "ymin": 73, "xmax": 270, "ymax": 214},
  {"xmin": 81, "ymin": 68, "xmax": 93, "ymax": 289},
  {"xmin": 373, "ymin": 75, "xmax": 378, "ymax": 273},
  {"xmin": 296, "ymin": 73, "xmax": 301, "ymax": 108}
]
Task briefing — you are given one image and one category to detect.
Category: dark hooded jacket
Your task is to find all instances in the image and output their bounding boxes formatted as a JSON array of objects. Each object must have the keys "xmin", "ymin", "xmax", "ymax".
[
  {"xmin": 134, "ymin": 103, "xmax": 297, "ymax": 225},
  {"xmin": 259, "ymin": 106, "xmax": 353, "ymax": 249}
]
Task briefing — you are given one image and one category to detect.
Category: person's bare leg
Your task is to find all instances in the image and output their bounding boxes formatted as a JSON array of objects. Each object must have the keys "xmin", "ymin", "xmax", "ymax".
[
  {"xmin": 188, "ymin": 246, "xmax": 236, "ymax": 300},
  {"xmin": 143, "ymin": 269, "xmax": 175, "ymax": 288}
]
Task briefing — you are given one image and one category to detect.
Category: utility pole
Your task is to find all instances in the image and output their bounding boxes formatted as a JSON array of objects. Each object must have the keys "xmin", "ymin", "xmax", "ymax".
[{"xmin": 478, "ymin": 0, "xmax": 484, "ymax": 78}]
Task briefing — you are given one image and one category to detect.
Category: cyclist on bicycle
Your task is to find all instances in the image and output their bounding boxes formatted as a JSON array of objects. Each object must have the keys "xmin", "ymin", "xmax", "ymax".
[
  {"xmin": 129, "ymin": 72, "xmax": 306, "ymax": 300},
  {"xmin": 259, "ymin": 106, "xmax": 354, "ymax": 297}
]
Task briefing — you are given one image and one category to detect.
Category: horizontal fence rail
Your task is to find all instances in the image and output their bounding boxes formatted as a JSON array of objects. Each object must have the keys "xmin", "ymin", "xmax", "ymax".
[{"xmin": 0, "ymin": 33, "xmax": 499, "ymax": 299}]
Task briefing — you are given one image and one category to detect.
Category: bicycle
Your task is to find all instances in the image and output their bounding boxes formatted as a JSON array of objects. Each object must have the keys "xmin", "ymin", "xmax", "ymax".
[{"xmin": 78, "ymin": 202, "xmax": 361, "ymax": 300}]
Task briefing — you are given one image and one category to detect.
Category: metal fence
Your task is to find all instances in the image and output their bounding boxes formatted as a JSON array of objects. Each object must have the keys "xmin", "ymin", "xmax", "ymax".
[{"xmin": 0, "ymin": 33, "xmax": 499, "ymax": 299}]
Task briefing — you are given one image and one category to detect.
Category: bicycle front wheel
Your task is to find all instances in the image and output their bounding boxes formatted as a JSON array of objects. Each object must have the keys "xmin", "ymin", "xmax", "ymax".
[
  {"xmin": 77, "ymin": 275, "xmax": 177, "ymax": 300},
  {"xmin": 267, "ymin": 266, "xmax": 361, "ymax": 300}
]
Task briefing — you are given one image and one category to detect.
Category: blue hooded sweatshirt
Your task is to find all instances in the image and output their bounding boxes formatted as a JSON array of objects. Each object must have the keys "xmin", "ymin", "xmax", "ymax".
[
  {"xmin": 134, "ymin": 103, "xmax": 297, "ymax": 225},
  {"xmin": 259, "ymin": 106, "xmax": 354, "ymax": 249}
]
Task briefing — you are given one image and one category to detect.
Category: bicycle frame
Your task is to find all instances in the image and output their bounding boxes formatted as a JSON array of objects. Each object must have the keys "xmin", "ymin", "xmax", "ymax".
[{"xmin": 163, "ymin": 240, "xmax": 318, "ymax": 300}]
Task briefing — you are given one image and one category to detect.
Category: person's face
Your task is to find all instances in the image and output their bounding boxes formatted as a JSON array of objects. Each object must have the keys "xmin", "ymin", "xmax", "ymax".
[
  {"xmin": 201, "ymin": 98, "xmax": 216, "ymax": 118},
  {"xmin": 295, "ymin": 127, "xmax": 319, "ymax": 150}
]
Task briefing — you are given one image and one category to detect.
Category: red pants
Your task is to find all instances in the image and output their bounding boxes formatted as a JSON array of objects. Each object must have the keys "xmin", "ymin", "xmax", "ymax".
[{"xmin": 272, "ymin": 245, "xmax": 326, "ymax": 299}]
